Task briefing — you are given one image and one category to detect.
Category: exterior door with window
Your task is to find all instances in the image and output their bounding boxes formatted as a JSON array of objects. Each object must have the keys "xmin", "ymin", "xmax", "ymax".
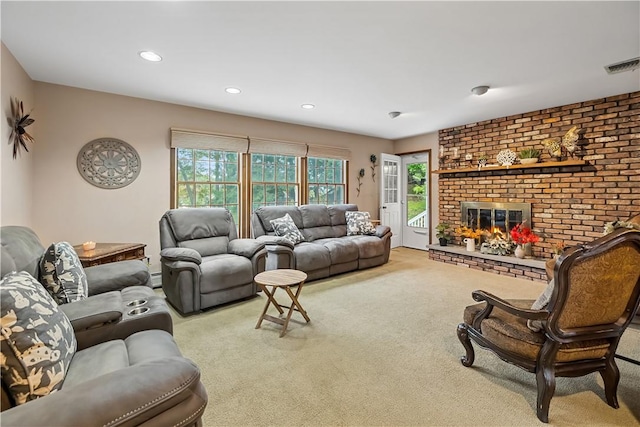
[
  {"xmin": 380, "ymin": 153, "xmax": 402, "ymax": 248},
  {"xmin": 401, "ymin": 153, "xmax": 429, "ymax": 250}
]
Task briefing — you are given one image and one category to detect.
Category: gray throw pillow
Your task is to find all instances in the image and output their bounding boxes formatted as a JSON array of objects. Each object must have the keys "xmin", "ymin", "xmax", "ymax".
[
  {"xmin": 0, "ymin": 271, "xmax": 77, "ymax": 405},
  {"xmin": 345, "ymin": 211, "xmax": 376, "ymax": 236},
  {"xmin": 40, "ymin": 242, "xmax": 88, "ymax": 304},
  {"xmin": 270, "ymin": 213, "xmax": 305, "ymax": 245},
  {"xmin": 527, "ymin": 278, "xmax": 554, "ymax": 332}
]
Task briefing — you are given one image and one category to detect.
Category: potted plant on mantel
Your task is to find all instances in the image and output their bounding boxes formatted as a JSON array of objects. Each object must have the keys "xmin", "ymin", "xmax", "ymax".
[
  {"xmin": 436, "ymin": 222, "xmax": 452, "ymax": 246},
  {"xmin": 518, "ymin": 147, "xmax": 541, "ymax": 165}
]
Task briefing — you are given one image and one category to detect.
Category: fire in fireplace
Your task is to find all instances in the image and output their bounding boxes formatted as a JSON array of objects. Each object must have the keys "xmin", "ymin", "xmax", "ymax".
[{"xmin": 461, "ymin": 202, "xmax": 532, "ymax": 233}]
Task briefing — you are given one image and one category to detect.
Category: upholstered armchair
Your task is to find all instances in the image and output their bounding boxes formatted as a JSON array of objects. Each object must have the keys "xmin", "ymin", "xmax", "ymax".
[
  {"xmin": 457, "ymin": 228, "xmax": 640, "ymax": 423},
  {"xmin": 159, "ymin": 208, "xmax": 267, "ymax": 315}
]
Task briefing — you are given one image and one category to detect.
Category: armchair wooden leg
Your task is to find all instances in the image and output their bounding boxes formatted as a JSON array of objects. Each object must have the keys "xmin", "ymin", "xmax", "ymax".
[
  {"xmin": 457, "ymin": 323, "xmax": 475, "ymax": 367},
  {"xmin": 536, "ymin": 343, "xmax": 558, "ymax": 423},
  {"xmin": 600, "ymin": 357, "xmax": 620, "ymax": 408},
  {"xmin": 535, "ymin": 365, "xmax": 556, "ymax": 423}
]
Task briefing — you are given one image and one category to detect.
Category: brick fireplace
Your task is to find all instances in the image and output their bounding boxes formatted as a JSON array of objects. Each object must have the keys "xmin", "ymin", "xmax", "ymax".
[{"xmin": 431, "ymin": 91, "xmax": 639, "ymax": 279}]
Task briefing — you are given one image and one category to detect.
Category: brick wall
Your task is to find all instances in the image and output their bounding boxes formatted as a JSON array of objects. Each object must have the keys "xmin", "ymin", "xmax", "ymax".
[
  {"xmin": 438, "ymin": 91, "xmax": 640, "ymax": 259},
  {"xmin": 428, "ymin": 249, "xmax": 546, "ymax": 282}
]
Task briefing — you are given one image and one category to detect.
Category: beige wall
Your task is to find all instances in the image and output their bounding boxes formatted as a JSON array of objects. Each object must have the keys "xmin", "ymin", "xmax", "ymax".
[
  {"xmin": 1, "ymin": 43, "xmax": 36, "ymax": 227},
  {"xmin": 29, "ymin": 83, "xmax": 392, "ymax": 272},
  {"xmin": 394, "ymin": 132, "xmax": 440, "ymax": 243}
]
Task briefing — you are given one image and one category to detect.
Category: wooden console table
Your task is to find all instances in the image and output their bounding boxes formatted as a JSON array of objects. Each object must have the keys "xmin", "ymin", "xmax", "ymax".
[{"xmin": 72, "ymin": 243, "xmax": 147, "ymax": 268}]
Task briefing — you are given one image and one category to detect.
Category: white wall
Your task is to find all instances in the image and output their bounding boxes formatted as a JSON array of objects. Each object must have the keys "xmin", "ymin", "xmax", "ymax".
[
  {"xmin": 29, "ymin": 83, "xmax": 392, "ymax": 272},
  {"xmin": 393, "ymin": 132, "xmax": 440, "ymax": 244},
  {"xmin": 1, "ymin": 43, "xmax": 35, "ymax": 228}
]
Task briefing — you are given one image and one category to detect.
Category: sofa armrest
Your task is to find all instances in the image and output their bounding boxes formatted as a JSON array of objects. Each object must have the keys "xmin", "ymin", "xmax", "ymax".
[
  {"xmin": 256, "ymin": 235, "xmax": 295, "ymax": 249},
  {"xmin": 375, "ymin": 225, "xmax": 391, "ymax": 238},
  {"xmin": 229, "ymin": 238, "xmax": 266, "ymax": 258},
  {"xmin": 0, "ymin": 357, "xmax": 207, "ymax": 427},
  {"xmin": 59, "ymin": 291, "xmax": 122, "ymax": 332},
  {"xmin": 160, "ymin": 247, "xmax": 202, "ymax": 265}
]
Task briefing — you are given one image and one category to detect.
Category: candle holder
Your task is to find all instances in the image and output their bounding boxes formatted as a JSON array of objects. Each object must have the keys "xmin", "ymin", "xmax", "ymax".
[{"xmin": 82, "ymin": 241, "xmax": 96, "ymax": 251}]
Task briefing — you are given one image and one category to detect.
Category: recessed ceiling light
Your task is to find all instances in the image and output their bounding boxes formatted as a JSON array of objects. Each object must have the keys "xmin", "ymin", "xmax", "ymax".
[
  {"xmin": 301, "ymin": 104, "xmax": 315, "ymax": 109},
  {"xmin": 471, "ymin": 85, "xmax": 490, "ymax": 96},
  {"xmin": 225, "ymin": 87, "xmax": 241, "ymax": 94},
  {"xmin": 139, "ymin": 51, "xmax": 162, "ymax": 62}
]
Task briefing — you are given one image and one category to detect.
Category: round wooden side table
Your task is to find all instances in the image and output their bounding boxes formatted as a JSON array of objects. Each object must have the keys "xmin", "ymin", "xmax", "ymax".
[{"xmin": 254, "ymin": 269, "xmax": 310, "ymax": 337}]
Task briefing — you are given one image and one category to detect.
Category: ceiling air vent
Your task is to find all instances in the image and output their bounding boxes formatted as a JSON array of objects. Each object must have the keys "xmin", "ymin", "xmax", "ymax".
[{"xmin": 604, "ymin": 57, "xmax": 640, "ymax": 75}]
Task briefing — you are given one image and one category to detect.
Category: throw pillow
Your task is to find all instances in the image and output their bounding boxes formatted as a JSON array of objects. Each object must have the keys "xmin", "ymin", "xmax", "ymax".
[
  {"xmin": 345, "ymin": 211, "xmax": 376, "ymax": 236},
  {"xmin": 270, "ymin": 213, "xmax": 305, "ymax": 245},
  {"xmin": 527, "ymin": 278, "xmax": 554, "ymax": 332},
  {"xmin": 40, "ymin": 242, "xmax": 88, "ymax": 304},
  {"xmin": 1, "ymin": 271, "xmax": 76, "ymax": 405}
]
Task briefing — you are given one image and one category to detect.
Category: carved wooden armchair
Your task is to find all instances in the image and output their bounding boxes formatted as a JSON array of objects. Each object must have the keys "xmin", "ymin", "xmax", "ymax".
[{"xmin": 457, "ymin": 228, "xmax": 640, "ymax": 423}]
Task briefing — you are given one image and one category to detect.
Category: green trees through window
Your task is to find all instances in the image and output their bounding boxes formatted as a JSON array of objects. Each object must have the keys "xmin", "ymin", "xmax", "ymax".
[
  {"xmin": 308, "ymin": 157, "xmax": 345, "ymax": 205},
  {"xmin": 175, "ymin": 149, "xmax": 347, "ymax": 232},
  {"xmin": 251, "ymin": 154, "xmax": 299, "ymax": 212},
  {"xmin": 176, "ymin": 148, "xmax": 240, "ymax": 223}
]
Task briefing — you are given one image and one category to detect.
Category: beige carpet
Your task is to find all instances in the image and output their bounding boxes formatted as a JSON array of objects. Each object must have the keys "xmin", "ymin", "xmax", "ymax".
[{"xmin": 165, "ymin": 248, "xmax": 640, "ymax": 426}]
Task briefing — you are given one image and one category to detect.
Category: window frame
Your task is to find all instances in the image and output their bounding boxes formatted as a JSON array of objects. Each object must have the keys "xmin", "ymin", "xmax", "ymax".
[{"xmin": 170, "ymin": 141, "xmax": 350, "ymax": 238}]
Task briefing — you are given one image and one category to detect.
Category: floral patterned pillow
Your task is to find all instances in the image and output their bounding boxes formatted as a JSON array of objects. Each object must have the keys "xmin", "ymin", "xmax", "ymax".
[
  {"xmin": 0, "ymin": 271, "xmax": 76, "ymax": 405},
  {"xmin": 346, "ymin": 211, "xmax": 377, "ymax": 236},
  {"xmin": 40, "ymin": 242, "xmax": 88, "ymax": 304},
  {"xmin": 270, "ymin": 213, "xmax": 305, "ymax": 245}
]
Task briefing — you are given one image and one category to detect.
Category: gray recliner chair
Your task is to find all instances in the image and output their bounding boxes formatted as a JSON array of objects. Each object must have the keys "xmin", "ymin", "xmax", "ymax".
[{"xmin": 159, "ymin": 207, "xmax": 267, "ymax": 315}]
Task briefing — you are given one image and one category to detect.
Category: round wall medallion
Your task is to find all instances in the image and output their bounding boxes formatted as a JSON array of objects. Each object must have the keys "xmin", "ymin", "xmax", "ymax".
[{"xmin": 77, "ymin": 138, "xmax": 141, "ymax": 189}]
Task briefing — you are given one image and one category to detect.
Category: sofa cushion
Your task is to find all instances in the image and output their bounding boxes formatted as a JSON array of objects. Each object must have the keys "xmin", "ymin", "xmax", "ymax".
[
  {"xmin": 346, "ymin": 211, "xmax": 376, "ymax": 236},
  {"xmin": 299, "ymin": 205, "xmax": 334, "ymax": 241},
  {"xmin": 270, "ymin": 213, "xmax": 305, "ymax": 245},
  {"xmin": 199, "ymin": 254, "xmax": 254, "ymax": 293},
  {"xmin": 0, "ymin": 226, "xmax": 45, "ymax": 278},
  {"xmin": 255, "ymin": 206, "xmax": 304, "ymax": 233},
  {"xmin": 346, "ymin": 235, "xmax": 386, "ymax": 259},
  {"xmin": 315, "ymin": 238, "xmax": 359, "ymax": 264},
  {"xmin": 40, "ymin": 242, "xmax": 88, "ymax": 304},
  {"xmin": 293, "ymin": 242, "xmax": 331, "ymax": 272},
  {"xmin": 179, "ymin": 236, "xmax": 230, "ymax": 257},
  {"xmin": 164, "ymin": 207, "xmax": 236, "ymax": 241},
  {"xmin": 84, "ymin": 260, "xmax": 151, "ymax": 295},
  {"xmin": 1, "ymin": 271, "xmax": 76, "ymax": 405},
  {"xmin": 328, "ymin": 204, "xmax": 358, "ymax": 237}
]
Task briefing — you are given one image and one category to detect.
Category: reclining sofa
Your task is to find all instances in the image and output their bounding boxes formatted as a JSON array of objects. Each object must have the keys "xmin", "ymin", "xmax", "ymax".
[
  {"xmin": 251, "ymin": 204, "xmax": 392, "ymax": 281},
  {"xmin": 0, "ymin": 226, "xmax": 171, "ymax": 348},
  {"xmin": 1, "ymin": 226, "xmax": 207, "ymax": 425}
]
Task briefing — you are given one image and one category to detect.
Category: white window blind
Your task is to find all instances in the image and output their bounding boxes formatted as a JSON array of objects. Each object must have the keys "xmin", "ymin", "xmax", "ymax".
[
  {"xmin": 306, "ymin": 144, "xmax": 351, "ymax": 160},
  {"xmin": 170, "ymin": 128, "xmax": 249, "ymax": 152},
  {"xmin": 248, "ymin": 137, "xmax": 308, "ymax": 157}
]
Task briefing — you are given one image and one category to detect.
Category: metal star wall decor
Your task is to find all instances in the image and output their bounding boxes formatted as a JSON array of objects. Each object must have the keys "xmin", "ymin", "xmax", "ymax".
[{"xmin": 8, "ymin": 97, "xmax": 35, "ymax": 159}]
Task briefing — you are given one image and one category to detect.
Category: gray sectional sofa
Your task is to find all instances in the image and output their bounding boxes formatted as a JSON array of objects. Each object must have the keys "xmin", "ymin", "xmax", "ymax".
[{"xmin": 251, "ymin": 204, "xmax": 392, "ymax": 281}]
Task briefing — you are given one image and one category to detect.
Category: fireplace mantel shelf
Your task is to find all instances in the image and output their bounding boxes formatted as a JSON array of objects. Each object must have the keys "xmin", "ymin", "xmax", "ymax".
[{"xmin": 432, "ymin": 159, "xmax": 586, "ymax": 175}]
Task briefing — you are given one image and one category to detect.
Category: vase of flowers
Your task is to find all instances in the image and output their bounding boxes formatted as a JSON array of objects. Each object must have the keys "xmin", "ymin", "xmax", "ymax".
[
  {"xmin": 510, "ymin": 223, "xmax": 540, "ymax": 259},
  {"xmin": 553, "ymin": 241, "xmax": 565, "ymax": 259},
  {"xmin": 481, "ymin": 228, "xmax": 512, "ymax": 256},
  {"xmin": 455, "ymin": 225, "xmax": 483, "ymax": 249}
]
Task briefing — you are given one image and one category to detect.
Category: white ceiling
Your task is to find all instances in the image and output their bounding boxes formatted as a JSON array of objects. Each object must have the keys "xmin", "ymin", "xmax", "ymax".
[{"xmin": 2, "ymin": 1, "xmax": 639, "ymax": 140}]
